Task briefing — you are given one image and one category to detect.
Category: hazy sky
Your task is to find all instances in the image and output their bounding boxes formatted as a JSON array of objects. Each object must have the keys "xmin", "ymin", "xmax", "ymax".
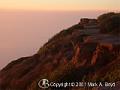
[{"xmin": 0, "ymin": 0, "xmax": 119, "ymax": 11}]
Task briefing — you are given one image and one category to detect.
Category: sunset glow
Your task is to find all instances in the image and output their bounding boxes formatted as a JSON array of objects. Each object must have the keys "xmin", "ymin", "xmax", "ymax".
[{"xmin": 0, "ymin": 0, "xmax": 119, "ymax": 11}]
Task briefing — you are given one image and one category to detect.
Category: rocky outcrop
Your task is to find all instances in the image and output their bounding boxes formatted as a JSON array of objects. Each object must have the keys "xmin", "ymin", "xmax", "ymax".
[{"xmin": 0, "ymin": 16, "xmax": 120, "ymax": 90}]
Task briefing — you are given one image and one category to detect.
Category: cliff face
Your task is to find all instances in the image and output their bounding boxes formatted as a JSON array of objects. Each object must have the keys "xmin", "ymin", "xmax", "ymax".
[{"xmin": 0, "ymin": 18, "xmax": 120, "ymax": 90}]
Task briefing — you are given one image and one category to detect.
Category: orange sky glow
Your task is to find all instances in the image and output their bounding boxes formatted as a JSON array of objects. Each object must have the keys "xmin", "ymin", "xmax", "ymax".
[{"xmin": 0, "ymin": 0, "xmax": 119, "ymax": 11}]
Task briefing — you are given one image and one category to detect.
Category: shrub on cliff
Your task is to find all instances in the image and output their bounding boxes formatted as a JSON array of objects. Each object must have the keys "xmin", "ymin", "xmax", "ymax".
[
  {"xmin": 98, "ymin": 12, "xmax": 120, "ymax": 34},
  {"xmin": 98, "ymin": 12, "xmax": 115, "ymax": 22}
]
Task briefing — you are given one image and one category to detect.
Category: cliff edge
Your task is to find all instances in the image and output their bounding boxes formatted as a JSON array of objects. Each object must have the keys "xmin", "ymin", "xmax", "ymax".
[{"xmin": 0, "ymin": 12, "xmax": 120, "ymax": 90}]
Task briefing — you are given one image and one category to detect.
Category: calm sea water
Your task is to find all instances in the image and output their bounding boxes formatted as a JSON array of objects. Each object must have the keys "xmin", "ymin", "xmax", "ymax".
[{"xmin": 0, "ymin": 10, "xmax": 106, "ymax": 69}]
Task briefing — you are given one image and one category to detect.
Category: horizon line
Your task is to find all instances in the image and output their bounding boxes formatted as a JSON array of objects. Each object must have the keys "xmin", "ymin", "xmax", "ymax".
[{"xmin": 0, "ymin": 8, "xmax": 119, "ymax": 12}]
